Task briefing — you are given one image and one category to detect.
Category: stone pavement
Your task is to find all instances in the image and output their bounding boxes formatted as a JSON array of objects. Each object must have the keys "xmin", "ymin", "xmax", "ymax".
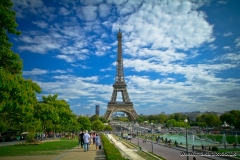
[{"xmin": 54, "ymin": 144, "xmax": 106, "ymax": 160}]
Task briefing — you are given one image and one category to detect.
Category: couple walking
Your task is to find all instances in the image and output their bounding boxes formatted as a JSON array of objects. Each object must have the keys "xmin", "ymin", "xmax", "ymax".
[{"xmin": 79, "ymin": 130, "xmax": 101, "ymax": 152}]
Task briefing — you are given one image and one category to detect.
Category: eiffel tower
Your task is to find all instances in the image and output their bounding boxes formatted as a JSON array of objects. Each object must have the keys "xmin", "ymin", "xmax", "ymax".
[{"xmin": 104, "ymin": 29, "xmax": 138, "ymax": 121}]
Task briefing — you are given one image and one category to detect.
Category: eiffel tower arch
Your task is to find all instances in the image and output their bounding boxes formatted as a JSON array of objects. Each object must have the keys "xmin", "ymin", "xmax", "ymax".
[{"xmin": 104, "ymin": 29, "xmax": 138, "ymax": 121}]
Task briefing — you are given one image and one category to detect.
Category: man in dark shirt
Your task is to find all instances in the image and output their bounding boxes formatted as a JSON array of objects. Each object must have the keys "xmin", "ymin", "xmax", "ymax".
[{"xmin": 80, "ymin": 131, "xmax": 84, "ymax": 148}]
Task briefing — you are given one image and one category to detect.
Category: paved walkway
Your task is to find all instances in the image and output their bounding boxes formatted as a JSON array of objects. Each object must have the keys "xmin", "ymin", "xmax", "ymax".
[{"xmin": 55, "ymin": 145, "xmax": 106, "ymax": 160}]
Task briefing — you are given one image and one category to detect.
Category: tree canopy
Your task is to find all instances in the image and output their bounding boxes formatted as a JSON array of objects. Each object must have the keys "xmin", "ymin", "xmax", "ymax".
[{"xmin": 0, "ymin": 0, "xmax": 41, "ymax": 132}]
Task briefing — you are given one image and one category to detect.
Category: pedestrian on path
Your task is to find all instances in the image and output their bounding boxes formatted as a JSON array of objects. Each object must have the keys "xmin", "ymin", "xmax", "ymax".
[
  {"xmin": 89, "ymin": 132, "xmax": 93, "ymax": 149},
  {"xmin": 78, "ymin": 131, "xmax": 82, "ymax": 147},
  {"xmin": 80, "ymin": 131, "xmax": 84, "ymax": 148},
  {"xmin": 83, "ymin": 130, "xmax": 90, "ymax": 152},
  {"xmin": 95, "ymin": 133, "xmax": 101, "ymax": 150},
  {"xmin": 93, "ymin": 132, "xmax": 96, "ymax": 145}
]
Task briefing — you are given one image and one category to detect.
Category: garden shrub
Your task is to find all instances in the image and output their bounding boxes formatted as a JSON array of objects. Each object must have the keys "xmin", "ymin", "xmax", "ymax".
[{"xmin": 212, "ymin": 146, "xmax": 218, "ymax": 152}]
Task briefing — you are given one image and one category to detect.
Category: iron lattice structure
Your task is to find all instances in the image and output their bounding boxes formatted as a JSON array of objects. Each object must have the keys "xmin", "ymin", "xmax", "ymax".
[{"xmin": 104, "ymin": 29, "xmax": 138, "ymax": 121}]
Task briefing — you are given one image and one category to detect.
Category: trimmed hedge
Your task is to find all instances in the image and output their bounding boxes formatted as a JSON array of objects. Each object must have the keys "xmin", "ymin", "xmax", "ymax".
[
  {"xmin": 101, "ymin": 134, "xmax": 127, "ymax": 160},
  {"xmin": 212, "ymin": 146, "xmax": 218, "ymax": 152}
]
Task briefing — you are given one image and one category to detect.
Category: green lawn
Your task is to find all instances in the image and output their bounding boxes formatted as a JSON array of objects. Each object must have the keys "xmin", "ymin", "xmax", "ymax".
[{"xmin": 0, "ymin": 139, "xmax": 78, "ymax": 156}]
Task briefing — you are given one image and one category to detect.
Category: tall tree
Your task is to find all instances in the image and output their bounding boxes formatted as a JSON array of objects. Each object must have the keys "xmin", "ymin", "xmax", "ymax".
[
  {"xmin": 77, "ymin": 116, "xmax": 91, "ymax": 131},
  {"xmin": 90, "ymin": 114, "xmax": 99, "ymax": 122},
  {"xmin": 91, "ymin": 120, "xmax": 104, "ymax": 131},
  {"xmin": 0, "ymin": 0, "xmax": 22, "ymax": 74},
  {"xmin": 196, "ymin": 114, "xmax": 221, "ymax": 127},
  {"xmin": 0, "ymin": 0, "xmax": 41, "ymax": 132},
  {"xmin": 220, "ymin": 110, "xmax": 240, "ymax": 129}
]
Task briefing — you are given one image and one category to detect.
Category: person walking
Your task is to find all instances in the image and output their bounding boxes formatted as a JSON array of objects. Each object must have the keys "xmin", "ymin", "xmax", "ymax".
[
  {"xmin": 93, "ymin": 132, "xmax": 96, "ymax": 145},
  {"xmin": 95, "ymin": 133, "xmax": 101, "ymax": 150},
  {"xmin": 78, "ymin": 131, "xmax": 82, "ymax": 147},
  {"xmin": 80, "ymin": 131, "xmax": 85, "ymax": 148},
  {"xmin": 89, "ymin": 132, "xmax": 92, "ymax": 149},
  {"xmin": 83, "ymin": 130, "xmax": 90, "ymax": 152}
]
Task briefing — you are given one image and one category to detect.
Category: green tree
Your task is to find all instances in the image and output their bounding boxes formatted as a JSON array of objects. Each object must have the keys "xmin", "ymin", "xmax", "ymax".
[
  {"xmin": 158, "ymin": 114, "xmax": 167, "ymax": 123},
  {"xmin": 91, "ymin": 120, "xmax": 104, "ymax": 131},
  {"xmin": 35, "ymin": 102, "xmax": 58, "ymax": 139},
  {"xmin": 0, "ymin": 0, "xmax": 41, "ymax": 133},
  {"xmin": 220, "ymin": 110, "xmax": 240, "ymax": 129},
  {"xmin": 90, "ymin": 114, "xmax": 99, "ymax": 122},
  {"xmin": 104, "ymin": 125, "xmax": 113, "ymax": 131},
  {"xmin": 99, "ymin": 116, "xmax": 107, "ymax": 123},
  {"xmin": 0, "ymin": 0, "xmax": 22, "ymax": 74},
  {"xmin": 77, "ymin": 116, "xmax": 91, "ymax": 131},
  {"xmin": 40, "ymin": 94, "xmax": 74, "ymax": 136},
  {"xmin": 196, "ymin": 114, "xmax": 221, "ymax": 127}
]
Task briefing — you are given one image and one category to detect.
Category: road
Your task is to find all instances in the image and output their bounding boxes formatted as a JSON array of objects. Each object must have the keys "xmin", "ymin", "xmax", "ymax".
[{"xmin": 130, "ymin": 137, "xmax": 230, "ymax": 160}]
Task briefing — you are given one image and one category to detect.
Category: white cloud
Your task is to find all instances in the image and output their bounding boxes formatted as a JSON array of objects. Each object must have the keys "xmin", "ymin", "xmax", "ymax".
[
  {"xmin": 115, "ymin": 0, "xmax": 214, "ymax": 58},
  {"xmin": 220, "ymin": 52, "xmax": 240, "ymax": 63},
  {"xmin": 59, "ymin": 7, "xmax": 70, "ymax": 15},
  {"xmin": 52, "ymin": 69, "xmax": 72, "ymax": 74},
  {"xmin": 78, "ymin": 5, "xmax": 98, "ymax": 21},
  {"xmin": 223, "ymin": 32, "xmax": 233, "ymax": 37},
  {"xmin": 223, "ymin": 46, "xmax": 231, "ymax": 50},
  {"xmin": 118, "ymin": 0, "xmax": 143, "ymax": 16},
  {"xmin": 23, "ymin": 68, "xmax": 48, "ymax": 75},
  {"xmin": 18, "ymin": 35, "xmax": 62, "ymax": 54},
  {"xmin": 70, "ymin": 64, "xmax": 91, "ymax": 69},
  {"xmin": 100, "ymin": 67, "xmax": 113, "ymax": 72},
  {"xmin": 32, "ymin": 21, "xmax": 48, "ymax": 28},
  {"xmin": 208, "ymin": 44, "xmax": 217, "ymax": 50},
  {"xmin": 218, "ymin": 1, "xmax": 227, "ymax": 4},
  {"xmin": 235, "ymin": 37, "xmax": 240, "ymax": 47},
  {"xmin": 13, "ymin": 0, "xmax": 56, "ymax": 21},
  {"xmin": 106, "ymin": 0, "xmax": 127, "ymax": 5},
  {"xmin": 23, "ymin": 68, "xmax": 73, "ymax": 76},
  {"xmin": 98, "ymin": 4, "xmax": 111, "ymax": 17},
  {"xmin": 56, "ymin": 55, "xmax": 75, "ymax": 62},
  {"xmin": 80, "ymin": 0, "xmax": 103, "ymax": 5}
]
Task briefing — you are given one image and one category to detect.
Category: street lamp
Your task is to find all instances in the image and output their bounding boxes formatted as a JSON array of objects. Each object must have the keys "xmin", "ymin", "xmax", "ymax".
[
  {"xmin": 151, "ymin": 123, "xmax": 154, "ymax": 153},
  {"xmin": 184, "ymin": 119, "xmax": 189, "ymax": 160},
  {"xmin": 129, "ymin": 124, "xmax": 132, "ymax": 142}
]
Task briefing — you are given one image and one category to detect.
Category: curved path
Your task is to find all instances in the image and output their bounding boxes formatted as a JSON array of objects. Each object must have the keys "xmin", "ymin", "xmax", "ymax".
[{"xmin": 131, "ymin": 138, "xmax": 230, "ymax": 160}]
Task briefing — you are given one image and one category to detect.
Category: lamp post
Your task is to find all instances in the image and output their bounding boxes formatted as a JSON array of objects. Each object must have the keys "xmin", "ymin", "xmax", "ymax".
[
  {"xmin": 129, "ymin": 124, "xmax": 132, "ymax": 142},
  {"xmin": 151, "ymin": 123, "xmax": 154, "ymax": 153},
  {"xmin": 184, "ymin": 119, "xmax": 189, "ymax": 160}
]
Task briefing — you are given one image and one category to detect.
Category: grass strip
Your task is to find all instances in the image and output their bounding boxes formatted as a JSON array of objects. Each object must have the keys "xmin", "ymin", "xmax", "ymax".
[
  {"xmin": 102, "ymin": 134, "xmax": 127, "ymax": 160},
  {"xmin": 0, "ymin": 139, "xmax": 78, "ymax": 156}
]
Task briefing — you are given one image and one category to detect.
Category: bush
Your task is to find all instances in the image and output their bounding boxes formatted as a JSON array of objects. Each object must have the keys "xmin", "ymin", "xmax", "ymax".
[
  {"xmin": 26, "ymin": 132, "xmax": 35, "ymax": 142},
  {"xmin": 212, "ymin": 146, "xmax": 218, "ymax": 152},
  {"xmin": 101, "ymin": 134, "xmax": 127, "ymax": 160}
]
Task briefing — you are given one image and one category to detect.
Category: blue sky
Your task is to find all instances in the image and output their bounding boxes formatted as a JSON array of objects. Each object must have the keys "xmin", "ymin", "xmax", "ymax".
[{"xmin": 10, "ymin": 0, "xmax": 240, "ymax": 116}]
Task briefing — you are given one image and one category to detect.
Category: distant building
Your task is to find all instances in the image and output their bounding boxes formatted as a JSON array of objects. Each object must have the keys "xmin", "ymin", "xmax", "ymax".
[{"xmin": 96, "ymin": 105, "xmax": 100, "ymax": 116}]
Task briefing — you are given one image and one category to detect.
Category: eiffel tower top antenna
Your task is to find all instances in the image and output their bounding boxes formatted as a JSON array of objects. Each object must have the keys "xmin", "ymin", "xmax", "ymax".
[{"xmin": 118, "ymin": 24, "xmax": 121, "ymax": 32}]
